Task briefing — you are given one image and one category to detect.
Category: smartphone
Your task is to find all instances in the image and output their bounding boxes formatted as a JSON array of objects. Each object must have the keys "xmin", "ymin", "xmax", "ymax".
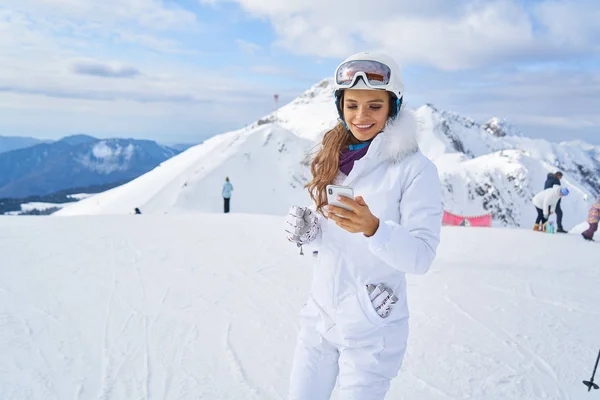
[{"xmin": 326, "ymin": 184, "xmax": 354, "ymax": 212}]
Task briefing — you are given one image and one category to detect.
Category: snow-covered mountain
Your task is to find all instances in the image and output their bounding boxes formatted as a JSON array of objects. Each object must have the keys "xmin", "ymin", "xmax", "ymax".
[
  {"xmin": 414, "ymin": 104, "xmax": 600, "ymax": 226},
  {"xmin": 56, "ymin": 126, "xmax": 314, "ymax": 216},
  {"xmin": 57, "ymin": 79, "xmax": 600, "ymax": 229},
  {"xmin": 0, "ymin": 135, "xmax": 179, "ymax": 198}
]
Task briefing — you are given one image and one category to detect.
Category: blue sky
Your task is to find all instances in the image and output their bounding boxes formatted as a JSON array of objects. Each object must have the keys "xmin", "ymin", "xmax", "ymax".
[{"xmin": 0, "ymin": 0, "xmax": 599, "ymax": 145}]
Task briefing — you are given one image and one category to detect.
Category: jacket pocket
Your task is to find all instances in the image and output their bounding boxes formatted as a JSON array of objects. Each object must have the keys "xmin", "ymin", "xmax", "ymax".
[
  {"xmin": 357, "ymin": 284, "xmax": 389, "ymax": 326},
  {"xmin": 335, "ymin": 286, "xmax": 387, "ymax": 342}
]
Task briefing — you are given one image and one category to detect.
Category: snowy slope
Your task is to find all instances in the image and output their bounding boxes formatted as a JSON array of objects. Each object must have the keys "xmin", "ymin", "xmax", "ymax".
[
  {"xmin": 416, "ymin": 104, "xmax": 600, "ymax": 226},
  {"xmin": 56, "ymin": 125, "xmax": 314, "ymax": 217},
  {"xmin": 254, "ymin": 79, "xmax": 339, "ymax": 142},
  {"xmin": 57, "ymin": 79, "xmax": 600, "ymax": 229},
  {"xmin": 1, "ymin": 214, "xmax": 598, "ymax": 399}
]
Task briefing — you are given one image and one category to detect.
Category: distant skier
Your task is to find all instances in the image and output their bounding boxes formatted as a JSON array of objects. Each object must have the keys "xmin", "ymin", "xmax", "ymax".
[
  {"xmin": 134, "ymin": 207, "xmax": 142, "ymax": 215},
  {"xmin": 544, "ymin": 171, "xmax": 567, "ymax": 232},
  {"xmin": 532, "ymin": 185, "xmax": 569, "ymax": 231},
  {"xmin": 222, "ymin": 177, "xmax": 233, "ymax": 213},
  {"xmin": 581, "ymin": 196, "xmax": 600, "ymax": 241}
]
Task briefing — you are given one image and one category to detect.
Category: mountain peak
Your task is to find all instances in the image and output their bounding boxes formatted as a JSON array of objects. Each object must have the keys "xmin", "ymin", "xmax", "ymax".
[
  {"xmin": 298, "ymin": 78, "xmax": 334, "ymax": 100},
  {"xmin": 58, "ymin": 134, "xmax": 98, "ymax": 146},
  {"xmin": 482, "ymin": 117, "xmax": 521, "ymax": 137},
  {"xmin": 419, "ymin": 104, "xmax": 479, "ymax": 131},
  {"xmin": 0, "ymin": 135, "xmax": 48, "ymax": 154},
  {"xmin": 424, "ymin": 103, "xmax": 440, "ymax": 113}
]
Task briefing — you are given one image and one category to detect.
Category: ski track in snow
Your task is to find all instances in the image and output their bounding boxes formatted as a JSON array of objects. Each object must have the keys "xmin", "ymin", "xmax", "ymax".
[
  {"xmin": 132, "ymin": 247, "xmax": 153, "ymax": 400},
  {"xmin": 524, "ymin": 281, "xmax": 574, "ymax": 313},
  {"xmin": 234, "ymin": 262, "xmax": 301, "ymax": 333},
  {"xmin": 160, "ymin": 322, "xmax": 193, "ymax": 400},
  {"xmin": 443, "ymin": 294, "xmax": 570, "ymax": 400},
  {"xmin": 443, "ymin": 294, "xmax": 513, "ymax": 351},
  {"xmin": 98, "ymin": 243, "xmax": 117, "ymax": 400},
  {"xmin": 406, "ymin": 372, "xmax": 455, "ymax": 399},
  {"xmin": 4, "ymin": 278, "xmax": 60, "ymax": 399},
  {"xmin": 224, "ymin": 323, "xmax": 261, "ymax": 399},
  {"xmin": 30, "ymin": 306, "xmax": 60, "ymax": 325},
  {"xmin": 524, "ymin": 280, "xmax": 600, "ymax": 317}
]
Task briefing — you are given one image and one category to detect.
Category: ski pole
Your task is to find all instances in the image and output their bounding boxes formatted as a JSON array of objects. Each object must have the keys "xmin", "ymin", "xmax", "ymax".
[{"xmin": 583, "ymin": 348, "xmax": 600, "ymax": 392}]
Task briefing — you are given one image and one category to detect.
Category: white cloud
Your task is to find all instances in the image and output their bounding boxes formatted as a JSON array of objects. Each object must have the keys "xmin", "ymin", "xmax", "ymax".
[
  {"xmin": 534, "ymin": 0, "xmax": 600, "ymax": 51},
  {"xmin": 114, "ymin": 30, "xmax": 194, "ymax": 54},
  {"xmin": 509, "ymin": 114, "xmax": 600, "ymax": 129},
  {"xmin": 252, "ymin": 65, "xmax": 284, "ymax": 75},
  {"xmin": 0, "ymin": 3, "xmax": 301, "ymax": 113},
  {"xmin": 201, "ymin": 0, "xmax": 600, "ymax": 70},
  {"xmin": 10, "ymin": 0, "xmax": 199, "ymax": 31},
  {"xmin": 362, "ymin": 2, "xmax": 538, "ymax": 69},
  {"xmin": 0, "ymin": 9, "xmax": 61, "ymax": 57},
  {"xmin": 236, "ymin": 39, "xmax": 261, "ymax": 56},
  {"xmin": 0, "ymin": 5, "xmax": 221, "ymax": 111},
  {"xmin": 2, "ymin": 1, "xmax": 200, "ymax": 55}
]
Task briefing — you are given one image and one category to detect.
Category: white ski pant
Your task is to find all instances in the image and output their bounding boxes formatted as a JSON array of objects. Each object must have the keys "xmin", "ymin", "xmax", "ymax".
[{"xmin": 288, "ymin": 297, "xmax": 408, "ymax": 400}]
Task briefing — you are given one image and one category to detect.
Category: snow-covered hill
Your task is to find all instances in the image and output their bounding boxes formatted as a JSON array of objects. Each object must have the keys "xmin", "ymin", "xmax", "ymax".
[
  {"xmin": 56, "ymin": 125, "xmax": 314, "ymax": 217},
  {"xmin": 57, "ymin": 79, "xmax": 600, "ymax": 229},
  {"xmin": 1, "ymin": 214, "xmax": 598, "ymax": 399},
  {"xmin": 415, "ymin": 103, "xmax": 600, "ymax": 226}
]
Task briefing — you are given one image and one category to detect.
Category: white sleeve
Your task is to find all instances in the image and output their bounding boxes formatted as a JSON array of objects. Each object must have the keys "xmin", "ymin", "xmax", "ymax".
[{"xmin": 366, "ymin": 161, "xmax": 443, "ymax": 275}]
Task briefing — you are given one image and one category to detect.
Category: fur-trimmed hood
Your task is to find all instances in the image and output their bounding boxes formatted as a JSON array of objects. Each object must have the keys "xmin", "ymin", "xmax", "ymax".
[{"xmin": 375, "ymin": 108, "xmax": 420, "ymax": 163}]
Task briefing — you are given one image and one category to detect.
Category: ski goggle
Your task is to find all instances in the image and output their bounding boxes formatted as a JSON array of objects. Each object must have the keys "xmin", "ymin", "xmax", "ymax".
[{"xmin": 335, "ymin": 60, "xmax": 392, "ymax": 88}]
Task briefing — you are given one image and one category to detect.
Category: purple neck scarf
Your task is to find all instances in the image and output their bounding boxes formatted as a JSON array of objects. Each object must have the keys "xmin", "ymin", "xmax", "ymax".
[{"xmin": 339, "ymin": 142, "xmax": 371, "ymax": 176}]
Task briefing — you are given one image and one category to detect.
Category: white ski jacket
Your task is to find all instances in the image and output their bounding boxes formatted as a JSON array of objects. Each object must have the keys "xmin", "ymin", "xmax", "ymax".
[
  {"xmin": 532, "ymin": 185, "xmax": 561, "ymax": 218},
  {"xmin": 303, "ymin": 109, "xmax": 443, "ymax": 342}
]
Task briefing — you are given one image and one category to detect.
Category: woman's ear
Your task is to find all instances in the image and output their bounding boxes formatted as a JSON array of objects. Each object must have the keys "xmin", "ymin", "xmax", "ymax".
[
  {"xmin": 388, "ymin": 93, "xmax": 399, "ymax": 119},
  {"xmin": 335, "ymin": 90, "xmax": 345, "ymax": 122}
]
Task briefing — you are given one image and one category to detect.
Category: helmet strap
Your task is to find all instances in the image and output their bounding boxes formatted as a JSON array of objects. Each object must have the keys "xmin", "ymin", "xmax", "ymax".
[{"xmin": 391, "ymin": 96, "xmax": 402, "ymax": 120}]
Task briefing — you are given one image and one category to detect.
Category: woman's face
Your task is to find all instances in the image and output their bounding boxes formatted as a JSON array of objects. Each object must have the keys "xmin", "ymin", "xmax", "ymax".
[{"xmin": 343, "ymin": 89, "xmax": 390, "ymax": 141}]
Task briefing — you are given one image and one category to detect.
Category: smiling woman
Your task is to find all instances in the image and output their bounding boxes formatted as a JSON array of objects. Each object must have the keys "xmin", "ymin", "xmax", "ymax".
[
  {"xmin": 284, "ymin": 52, "xmax": 444, "ymax": 400},
  {"xmin": 342, "ymin": 90, "xmax": 390, "ymax": 140}
]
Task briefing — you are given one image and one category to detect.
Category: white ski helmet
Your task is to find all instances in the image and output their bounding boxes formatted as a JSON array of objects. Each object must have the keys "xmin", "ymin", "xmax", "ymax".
[{"xmin": 333, "ymin": 52, "xmax": 404, "ymax": 121}]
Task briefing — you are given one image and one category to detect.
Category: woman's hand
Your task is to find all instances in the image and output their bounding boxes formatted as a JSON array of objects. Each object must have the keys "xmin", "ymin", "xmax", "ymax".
[{"xmin": 324, "ymin": 196, "xmax": 379, "ymax": 237}]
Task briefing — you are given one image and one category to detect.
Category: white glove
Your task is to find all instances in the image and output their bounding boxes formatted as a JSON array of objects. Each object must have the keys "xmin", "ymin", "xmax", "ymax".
[
  {"xmin": 285, "ymin": 206, "xmax": 319, "ymax": 246},
  {"xmin": 367, "ymin": 284, "xmax": 398, "ymax": 318}
]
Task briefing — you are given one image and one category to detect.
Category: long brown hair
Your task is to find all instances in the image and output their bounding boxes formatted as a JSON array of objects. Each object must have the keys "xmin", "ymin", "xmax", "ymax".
[{"xmin": 305, "ymin": 122, "xmax": 357, "ymax": 214}]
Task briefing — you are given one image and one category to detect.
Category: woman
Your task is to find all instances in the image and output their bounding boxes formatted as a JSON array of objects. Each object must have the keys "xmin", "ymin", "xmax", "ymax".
[
  {"xmin": 532, "ymin": 185, "xmax": 569, "ymax": 231},
  {"xmin": 285, "ymin": 52, "xmax": 443, "ymax": 400}
]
